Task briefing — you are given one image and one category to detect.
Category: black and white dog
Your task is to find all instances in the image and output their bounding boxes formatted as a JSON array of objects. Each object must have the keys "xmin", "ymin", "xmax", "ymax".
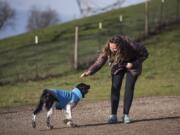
[{"xmin": 32, "ymin": 83, "xmax": 90, "ymax": 129}]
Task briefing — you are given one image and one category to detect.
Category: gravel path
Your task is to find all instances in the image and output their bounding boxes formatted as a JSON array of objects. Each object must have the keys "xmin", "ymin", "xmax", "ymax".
[{"xmin": 0, "ymin": 96, "xmax": 180, "ymax": 135}]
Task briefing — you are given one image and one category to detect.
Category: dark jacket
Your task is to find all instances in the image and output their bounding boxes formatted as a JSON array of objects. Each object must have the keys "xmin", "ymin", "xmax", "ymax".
[{"xmin": 87, "ymin": 39, "xmax": 148, "ymax": 76}]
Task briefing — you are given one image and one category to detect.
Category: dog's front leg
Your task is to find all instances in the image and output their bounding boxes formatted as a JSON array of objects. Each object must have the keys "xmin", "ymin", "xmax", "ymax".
[
  {"xmin": 64, "ymin": 103, "xmax": 78, "ymax": 127},
  {"xmin": 65, "ymin": 104, "xmax": 72, "ymax": 120},
  {"xmin": 47, "ymin": 107, "xmax": 54, "ymax": 129}
]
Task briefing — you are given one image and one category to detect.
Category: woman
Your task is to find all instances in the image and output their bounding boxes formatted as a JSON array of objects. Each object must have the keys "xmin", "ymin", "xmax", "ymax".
[{"xmin": 80, "ymin": 35, "xmax": 148, "ymax": 124}]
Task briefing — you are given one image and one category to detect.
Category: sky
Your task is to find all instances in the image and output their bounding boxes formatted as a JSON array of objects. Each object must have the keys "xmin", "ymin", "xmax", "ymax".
[{"xmin": 0, "ymin": 0, "xmax": 145, "ymax": 39}]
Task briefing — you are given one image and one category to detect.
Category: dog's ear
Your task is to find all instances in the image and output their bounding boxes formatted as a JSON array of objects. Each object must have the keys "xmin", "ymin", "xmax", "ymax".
[{"xmin": 76, "ymin": 83, "xmax": 90, "ymax": 98}]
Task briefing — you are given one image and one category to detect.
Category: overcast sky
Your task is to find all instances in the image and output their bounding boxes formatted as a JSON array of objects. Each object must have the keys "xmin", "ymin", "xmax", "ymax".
[{"xmin": 0, "ymin": 0, "xmax": 144, "ymax": 39}]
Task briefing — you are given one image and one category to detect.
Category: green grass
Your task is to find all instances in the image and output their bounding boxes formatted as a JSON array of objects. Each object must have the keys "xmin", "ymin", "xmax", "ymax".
[
  {"xmin": 0, "ymin": 25, "xmax": 180, "ymax": 108},
  {"xmin": 0, "ymin": 0, "xmax": 180, "ymax": 108}
]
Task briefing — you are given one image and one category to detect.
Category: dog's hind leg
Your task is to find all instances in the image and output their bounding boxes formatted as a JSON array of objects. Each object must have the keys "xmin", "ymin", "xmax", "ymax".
[
  {"xmin": 32, "ymin": 97, "xmax": 44, "ymax": 128},
  {"xmin": 46, "ymin": 106, "xmax": 55, "ymax": 129},
  {"xmin": 32, "ymin": 114, "xmax": 36, "ymax": 128},
  {"xmin": 33, "ymin": 89, "xmax": 49, "ymax": 115},
  {"xmin": 32, "ymin": 89, "xmax": 48, "ymax": 128},
  {"xmin": 47, "ymin": 108, "xmax": 53, "ymax": 129},
  {"xmin": 32, "ymin": 101, "xmax": 44, "ymax": 128}
]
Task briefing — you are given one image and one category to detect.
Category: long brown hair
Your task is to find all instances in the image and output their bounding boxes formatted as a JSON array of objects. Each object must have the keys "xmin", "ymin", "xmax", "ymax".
[{"xmin": 102, "ymin": 35, "xmax": 132, "ymax": 64}]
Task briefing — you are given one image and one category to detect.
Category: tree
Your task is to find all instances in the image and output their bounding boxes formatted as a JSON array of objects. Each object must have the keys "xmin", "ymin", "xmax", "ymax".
[
  {"xmin": 26, "ymin": 7, "xmax": 60, "ymax": 31},
  {"xmin": 0, "ymin": 1, "xmax": 16, "ymax": 30}
]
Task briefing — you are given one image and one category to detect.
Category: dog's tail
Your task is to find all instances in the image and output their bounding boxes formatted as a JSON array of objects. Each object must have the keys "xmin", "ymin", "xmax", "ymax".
[{"xmin": 33, "ymin": 89, "xmax": 49, "ymax": 115}]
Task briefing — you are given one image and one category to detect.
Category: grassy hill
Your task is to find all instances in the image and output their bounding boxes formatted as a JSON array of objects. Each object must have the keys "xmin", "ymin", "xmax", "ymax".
[
  {"xmin": 0, "ymin": 0, "xmax": 179, "ymax": 108},
  {"xmin": 0, "ymin": 0, "xmax": 178, "ymax": 84}
]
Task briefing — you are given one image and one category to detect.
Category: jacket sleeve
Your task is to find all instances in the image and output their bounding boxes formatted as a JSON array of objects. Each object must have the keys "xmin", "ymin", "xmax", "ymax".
[
  {"xmin": 87, "ymin": 52, "xmax": 108, "ymax": 75},
  {"xmin": 131, "ymin": 43, "xmax": 149, "ymax": 66}
]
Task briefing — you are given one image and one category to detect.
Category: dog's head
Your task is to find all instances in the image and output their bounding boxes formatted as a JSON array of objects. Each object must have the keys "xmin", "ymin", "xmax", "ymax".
[{"xmin": 75, "ymin": 83, "xmax": 90, "ymax": 98}]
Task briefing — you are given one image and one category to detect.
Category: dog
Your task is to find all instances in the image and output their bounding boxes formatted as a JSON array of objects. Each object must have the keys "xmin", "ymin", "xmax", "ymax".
[{"xmin": 32, "ymin": 83, "xmax": 90, "ymax": 129}]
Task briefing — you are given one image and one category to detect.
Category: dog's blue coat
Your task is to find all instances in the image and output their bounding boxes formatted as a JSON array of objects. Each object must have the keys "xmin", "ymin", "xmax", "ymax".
[{"xmin": 48, "ymin": 88, "xmax": 82, "ymax": 109}]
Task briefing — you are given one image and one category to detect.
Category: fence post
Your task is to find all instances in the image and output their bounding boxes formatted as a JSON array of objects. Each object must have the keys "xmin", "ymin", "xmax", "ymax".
[
  {"xmin": 159, "ymin": 0, "xmax": 165, "ymax": 27},
  {"xmin": 119, "ymin": 15, "xmax": 123, "ymax": 34},
  {"xmin": 98, "ymin": 22, "xmax": 103, "ymax": 51},
  {"xmin": 35, "ymin": 35, "xmax": 39, "ymax": 78},
  {"xmin": 74, "ymin": 26, "xmax": 79, "ymax": 70},
  {"xmin": 145, "ymin": 0, "xmax": 149, "ymax": 36},
  {"xmin": 35, "ymin": 35, "xmax": 38, "ymax": 45},
  {"xmin": 177, "ymin": 0, "xmax": 180, "ymax": 20}
]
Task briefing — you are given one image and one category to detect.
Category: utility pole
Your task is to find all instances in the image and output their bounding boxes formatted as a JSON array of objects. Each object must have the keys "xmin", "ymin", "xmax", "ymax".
[{"xmin": 76, "ymin": 0, "xmax": 126, "ymax": 17}]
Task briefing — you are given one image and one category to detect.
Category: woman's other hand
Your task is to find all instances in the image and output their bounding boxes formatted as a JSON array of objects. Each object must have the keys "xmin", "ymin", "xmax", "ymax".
[{"xmin": 126, "ymin": 63, "xmax": 133, "ymax": 69}]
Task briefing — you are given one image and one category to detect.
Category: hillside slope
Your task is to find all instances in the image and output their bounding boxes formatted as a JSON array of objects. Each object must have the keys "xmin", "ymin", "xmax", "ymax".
[{"xmin": 0, "ymin": 0, "xmax": 179, "ymax": 84}]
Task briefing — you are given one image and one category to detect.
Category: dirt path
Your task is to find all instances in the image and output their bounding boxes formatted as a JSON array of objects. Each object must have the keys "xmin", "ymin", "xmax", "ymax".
[{"xmin": 0, "ymin": 96, "xmax": 180, "ymax": 135}]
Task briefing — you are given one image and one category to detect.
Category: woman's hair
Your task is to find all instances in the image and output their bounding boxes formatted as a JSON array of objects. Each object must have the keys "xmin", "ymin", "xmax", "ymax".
[{"xmin": 102, "ymin": 35, "xmax": 131, "ymax": 64}]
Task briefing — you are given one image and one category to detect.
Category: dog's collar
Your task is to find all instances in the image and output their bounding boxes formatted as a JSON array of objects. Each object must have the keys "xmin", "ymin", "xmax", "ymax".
[{"xmin": 72, "ymin": 88, "xmax": 82, "ymax": 99}]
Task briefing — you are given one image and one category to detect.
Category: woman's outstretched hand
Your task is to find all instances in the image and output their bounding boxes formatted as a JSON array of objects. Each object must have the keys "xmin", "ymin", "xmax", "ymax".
[{"xmin": 80, "ymin": 71, "xmax": 90, "ymax": 78}]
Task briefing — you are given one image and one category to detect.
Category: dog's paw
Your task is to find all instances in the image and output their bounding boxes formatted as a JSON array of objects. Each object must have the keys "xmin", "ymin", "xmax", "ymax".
[
  {"xmin": 63, "ymin": 119, "xmax": 70, "ymax": 124},
  {"xmin": 32, "ymin": 120, "xmax": 36, "ymax": 128},
  {"xmin": 47, "ymin": 121, "xmax": 54, "ymax": 129},
  {"xmin": 47, "ymin": 125, "xmax": 54, "ymax": 129},
  {"xmin": 46, "ymin": 117, "xmax": 54, "ymax": 129},
  {"xmin": 67, "ymin": 121, "xmax": 78, "ymax": 128},
  {"xmin": 70, "ymin": 123, "xmax": 79, "ymax": 128},
  {"xmin": 63, "ymin": 119, "xmax": 78, "ymax": 128}
]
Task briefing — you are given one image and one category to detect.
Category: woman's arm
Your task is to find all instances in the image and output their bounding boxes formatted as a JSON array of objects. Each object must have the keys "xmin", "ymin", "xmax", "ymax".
[{"xmin": 81, "ymin": 52, "xmax": 108, "ymax": 77}]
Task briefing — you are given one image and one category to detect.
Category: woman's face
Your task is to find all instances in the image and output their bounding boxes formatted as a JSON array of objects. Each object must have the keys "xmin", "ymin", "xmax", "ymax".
[{"xmin": 109, "ymin": 43, "xmax": 118, "ymax": 53}]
